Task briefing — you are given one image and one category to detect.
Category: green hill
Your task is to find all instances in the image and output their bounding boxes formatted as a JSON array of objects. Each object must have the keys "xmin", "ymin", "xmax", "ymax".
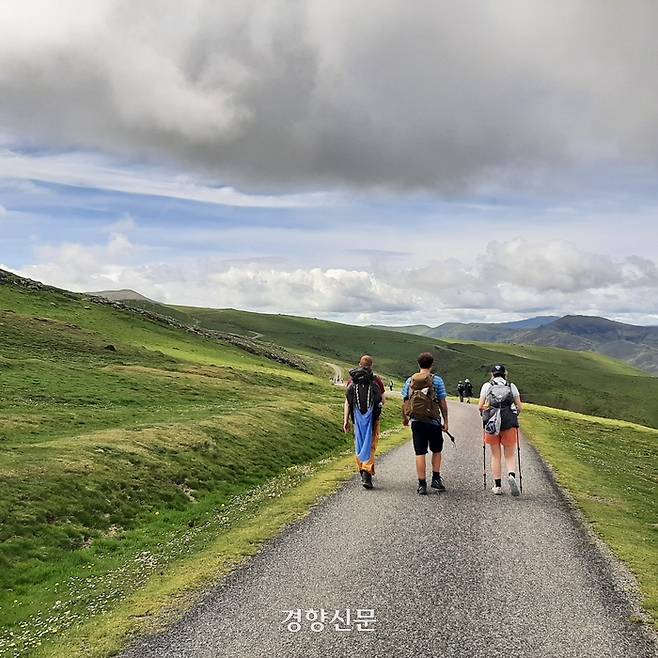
[
  {"xmin": 514, "ymin": 315, "xmax": 658, "ymax": 374},
  {"xmin": 522, "ymin": 405, "xmax": 658, "ymax": 625},
  {"xmin": 374, "ymin": 315, "xmax": 560, "ymax": 339},
  {"xmin": 0, "ymin": 271, "xmax": 365, "ymax": 657},
  {"xmin": 122, "ymin": 301, "xmax": 658, "ymax": 429},
  {"xmin": 377, "ymin": 313, "xmax": 658, "ymax": 375},
  {"xmin": 3, "ymin": 271, "xmax": 658, "ymax": 654},
  {"xmin": 368, "ymin": 323, "xmax": 433, "ymax": 336}
]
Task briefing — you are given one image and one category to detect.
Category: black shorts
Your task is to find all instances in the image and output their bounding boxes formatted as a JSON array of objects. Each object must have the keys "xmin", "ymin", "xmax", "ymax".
[{"xmin": 411, "ymin": 421, "xmax": 444, "ymax": 455}]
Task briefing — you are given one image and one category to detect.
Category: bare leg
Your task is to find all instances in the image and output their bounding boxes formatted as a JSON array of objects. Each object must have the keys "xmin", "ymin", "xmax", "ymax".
[
  {"xmin": 490, "ymin": 442, "xmax": 502, "ymax": 480},
  {"xmin": 503, "ymin": 443, "xmax": 517, "ymax": 475},
  {"xmin": 415, "ymin": 454, "xmax": 426, "ymax": 479},
  {"xmin": 431, "ymin": 451, "xmax": 442, "ymax": 473}
]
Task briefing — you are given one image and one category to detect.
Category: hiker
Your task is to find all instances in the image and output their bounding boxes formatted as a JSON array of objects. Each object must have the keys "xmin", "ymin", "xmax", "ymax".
[
  {"xmin": 389, "ymin": 380, "xmax": 394, "ymax": 391},
  {"xmin": 457, "ymin": 380, "xmax": 465, "ymax": 403},
  {"xmin": 343, "ymin": 355, "xmax": 385, "ymax": 489},
  {"xmin": 479, "ymin": 364, "xmax": 522, "ymax": 496},
  {"xmin": 463, "ymin": 379, "xmax": 473, "ymax": 403},
  {"xmin": 402, "ymin": 352, "xmax": 449, "ymax": 495}
]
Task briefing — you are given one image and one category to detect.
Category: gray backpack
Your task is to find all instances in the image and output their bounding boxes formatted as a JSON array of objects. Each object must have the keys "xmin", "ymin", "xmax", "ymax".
[{"xmin": 483, "ymin": 380, "xmax": 518, "ymax": 434}]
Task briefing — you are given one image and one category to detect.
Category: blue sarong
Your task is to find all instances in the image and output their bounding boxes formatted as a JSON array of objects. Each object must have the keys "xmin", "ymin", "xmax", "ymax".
[{"xmin": 354, "ymin": 406, "xmax": 374, "ymax": 463}]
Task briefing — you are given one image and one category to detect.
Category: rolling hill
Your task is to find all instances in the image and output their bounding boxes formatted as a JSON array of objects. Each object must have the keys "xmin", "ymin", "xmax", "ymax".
[
  {"xmin": 375, "ymin": 314, "xmax": 658, "ymax": 374},
  {"xmin": 87, "ymin": 289, "xmax": 157, "ymax": 302},
  {"xmin": 87, "ymin": 290, "xmax": 658, "ymax": 428},
  {"xmin": 513, "ymin": 315, "xmax": 658, "ymax": 374},
  {"xmin": 0, "ymin": 268, "xmax": 360, "ymax": 657},
  {"xmin": 3, "ymin": 270, "xmax": 658, "ymax": 655},
  {"xmin": 372, "ymin": 315, "xmax": 559, "ymax": 339}
]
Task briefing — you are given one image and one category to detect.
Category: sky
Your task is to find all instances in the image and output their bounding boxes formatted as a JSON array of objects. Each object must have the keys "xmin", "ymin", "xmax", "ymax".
[{"xmin": 1, "ymin": 1, "xmax": 658, "ymax": 326}]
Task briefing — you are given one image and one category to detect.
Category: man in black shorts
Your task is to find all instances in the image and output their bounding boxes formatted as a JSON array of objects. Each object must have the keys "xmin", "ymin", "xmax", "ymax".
[{"xmin": 402, "ymin": 352, "xmax": 449, "ymax": 495}]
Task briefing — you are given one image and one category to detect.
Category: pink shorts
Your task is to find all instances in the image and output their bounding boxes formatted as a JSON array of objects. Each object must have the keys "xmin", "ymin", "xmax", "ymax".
[{"xmin": 484, "ymin": 427, "xmax": 518, "ymax": 447}]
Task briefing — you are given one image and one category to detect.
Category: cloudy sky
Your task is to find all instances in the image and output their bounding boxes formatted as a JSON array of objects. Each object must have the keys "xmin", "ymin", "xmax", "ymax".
[{"xmin": 1, "ymin": 0, "xmax": 658, "ymax": 325}]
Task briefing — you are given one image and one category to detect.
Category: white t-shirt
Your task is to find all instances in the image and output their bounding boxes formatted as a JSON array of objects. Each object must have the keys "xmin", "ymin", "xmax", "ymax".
[{"xmin": 479, "ymin": 377, "xmax": 520, "ymax": 410}]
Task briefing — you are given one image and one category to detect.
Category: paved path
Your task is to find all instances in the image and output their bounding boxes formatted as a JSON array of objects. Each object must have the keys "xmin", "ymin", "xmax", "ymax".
[{"xmin": 122, "ymin": 402, "xmax": 656, "ymax": 658}]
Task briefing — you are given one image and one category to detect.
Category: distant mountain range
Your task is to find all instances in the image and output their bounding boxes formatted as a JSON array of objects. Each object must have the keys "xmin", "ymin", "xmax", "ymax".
[{"xmin": 373, "ymin": 315, "xmax": 658, "ymax": 374}]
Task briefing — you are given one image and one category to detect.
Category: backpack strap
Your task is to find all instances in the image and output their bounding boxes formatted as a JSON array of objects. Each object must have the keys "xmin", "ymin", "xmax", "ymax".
[{"xmin": 354, "ymin": 377, "xmax": 373, "ymax": 412}]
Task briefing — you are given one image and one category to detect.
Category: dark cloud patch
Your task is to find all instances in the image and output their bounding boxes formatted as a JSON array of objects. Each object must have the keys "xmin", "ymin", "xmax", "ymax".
[{"xmin": 1, "ymin": 1, "xmax": 658, "ymax": 193}]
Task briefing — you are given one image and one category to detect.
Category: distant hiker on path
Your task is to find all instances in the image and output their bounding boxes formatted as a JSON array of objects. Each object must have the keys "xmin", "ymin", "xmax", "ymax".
[
  {"xmin": 402, "ymin": 352, "xmax": 449, "ymax": 495},
  {"xmin": 463, "ymin": 379, "xmax": 473, "ymax": 403},
  {"xmin": 457, "ymin": 380, "xmax": 465, "ymax": 403},
  {"xmin": 344, "ymin": 355, "xmax": 385, "ymax": 489},
  {"xmin": 479, "ymin": 364, "xmax": 522, "ymax": 496},
  {"xmin": 389, "ymin": 380, "xmax": 394, "ymax": 391}
]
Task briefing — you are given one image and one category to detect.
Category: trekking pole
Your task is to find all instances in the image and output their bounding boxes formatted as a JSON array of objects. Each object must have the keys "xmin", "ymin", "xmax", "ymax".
[
  {"xmin": 516, "ymin": 428, "xmax": 523, "ymax": 493},
  {"xmin": 482, "ymin": 436, "xmax": 487, "ymax": 490},
  {"xmin": 444, "ymin": 430, "xmax": 456, "ymax": 447}
]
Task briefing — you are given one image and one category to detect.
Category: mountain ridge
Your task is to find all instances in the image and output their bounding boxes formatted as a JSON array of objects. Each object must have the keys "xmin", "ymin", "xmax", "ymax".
[{"xmin": 375, "ymin": 313, "xmax": 658, "ymax": 374}]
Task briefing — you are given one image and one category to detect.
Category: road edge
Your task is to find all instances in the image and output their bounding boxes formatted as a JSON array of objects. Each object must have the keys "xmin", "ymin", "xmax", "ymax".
[
  {"xmin": 38, "ymin": 427, "xmax": 410, "ymax": 658},
  {"xmin": 520, "ymin": 420, "xmax": 658, "ymax": 651}
]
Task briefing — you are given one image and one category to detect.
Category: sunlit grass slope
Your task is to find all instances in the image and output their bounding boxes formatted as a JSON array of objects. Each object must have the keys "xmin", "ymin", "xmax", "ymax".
[
  {"xmin": 0, "ymin": 280, "xmax": 383, "ymax": 656},
  {"xmin": 152, "ymin": 304, "xmax": 658, "ymax": 428},
  {"xmin": 523, "ymin": 405, "xmax": 658, "ymax": 627}
]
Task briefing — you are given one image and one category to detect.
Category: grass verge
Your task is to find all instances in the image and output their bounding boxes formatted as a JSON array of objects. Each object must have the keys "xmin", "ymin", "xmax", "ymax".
[
  {"xmin": 30, "ymin": 427, "xmax": 409, "ymax": 658},
  {"xmin": 522, "ymin": 404, "xmax": 658, "ymax": 629}
]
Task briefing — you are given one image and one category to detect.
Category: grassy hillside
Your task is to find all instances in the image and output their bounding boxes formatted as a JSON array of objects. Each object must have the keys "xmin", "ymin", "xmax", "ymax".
[
  {"xmin": 2, "ymin": 274, "xmax": 657, "ymax": 653},
  {"xmin": 522, "ymin": 406, "xmax": 658, "ymax": 627},
  {"xmin": 377, "ymin": 313, "xmax": 658, "ymax": 375},
  {"xmin": 124, "ymin": 302, "xmax": 658, "ymax": 429},
  {"xmin": 516, "ymin": 315, "xmax": 658, "ymax": 374},
  {"xmin": 1, "ymin": 277, "xmax": 396, "ymax": 657},
  {"xmin": 368, "ymin": 323, "xmax": 432, "ymax": 336},
  {"xmin": 374, "ymin": 315, "xmax": 560, "ymax": 339}
]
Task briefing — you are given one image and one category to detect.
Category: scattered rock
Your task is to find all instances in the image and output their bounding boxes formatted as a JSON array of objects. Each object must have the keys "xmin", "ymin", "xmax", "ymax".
[{"xmin": 104, "ymin": 344, "xmax": 117, "ymax": 352}]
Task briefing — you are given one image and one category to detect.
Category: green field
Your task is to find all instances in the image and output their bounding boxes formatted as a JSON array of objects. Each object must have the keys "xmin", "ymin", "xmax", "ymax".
[
  {"xmin": 0, "ymin": 280, "xmax": 389, "ymax": 657},
  {"xmin": 132, "ymin": 301, "xmax": 658, "ymax": 429},
  {"xmin": 522, "ymin": 406, "xmax": 658, "ymax": 627},
  {"xmin": 2, "ymin": 273, "xmax": 658, "ymax": 656}
]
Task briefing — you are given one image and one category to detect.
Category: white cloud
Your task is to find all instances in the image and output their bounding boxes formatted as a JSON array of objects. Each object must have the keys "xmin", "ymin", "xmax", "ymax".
[
  {"xmin": 478, "ymin": 239, "xmax": 655, "ymax": 293},
  {"xmin": 107, "ymin": 233, "xmax": 133, "ymax": 259},
  {"xmin": 0, "ymin": 204, "xmax": 7, "ymax": 217},
  {"xmin": 0, "ymin": 147, "xmax": 335, "ymax": 208},
  {"xmin": 14, "ymin": 236, "xmax": 658, "ymax": 324}
]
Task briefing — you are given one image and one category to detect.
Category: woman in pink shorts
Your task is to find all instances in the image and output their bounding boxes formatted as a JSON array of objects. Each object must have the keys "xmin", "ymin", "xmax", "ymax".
[{"xmin": 479, "ymin": 365, "xmax": 522, "ymax": 496}]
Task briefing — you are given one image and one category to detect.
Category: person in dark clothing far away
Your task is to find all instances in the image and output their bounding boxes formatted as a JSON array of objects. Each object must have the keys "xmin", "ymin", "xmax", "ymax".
[
  {"xmin": 457, "ymin": 380, "xmax": 465, "ymax": 403},
  {"xmin": 463, "ymin": 378, "xmax": 473, "ymax": 403},
  {"xmin": 344, "ymin": 355, "xmax": 385, "ymax": 489},
  {"xmin": 402, "ymin": 352, "xmax": 449, "ymax": 495}
]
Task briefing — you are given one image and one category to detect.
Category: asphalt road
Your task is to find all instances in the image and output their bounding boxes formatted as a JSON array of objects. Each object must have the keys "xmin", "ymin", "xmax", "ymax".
[{"xmin": 122, "ymin": 402, "xmax": 657, "ymax": 658}]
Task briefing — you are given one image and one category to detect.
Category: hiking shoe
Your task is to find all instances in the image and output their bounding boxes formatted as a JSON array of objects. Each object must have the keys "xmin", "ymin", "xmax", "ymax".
[
  {"xmin": 431, "ymin": 475, "xmax": 446, "ymax": 491},
  {"xmin": 491, "ymin": 485, "xmax": 503, "ymax": 495},
  {"xmin": 508, "ymin": 474, "xmax": 520, "ymax": 497},
  {"xmin": 361, "ymin": 471, "xmax": 373, "ymax": 490},
  {"xmin": 417, "ymin": 482, "xmax": 428, "ymax": 495}
]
